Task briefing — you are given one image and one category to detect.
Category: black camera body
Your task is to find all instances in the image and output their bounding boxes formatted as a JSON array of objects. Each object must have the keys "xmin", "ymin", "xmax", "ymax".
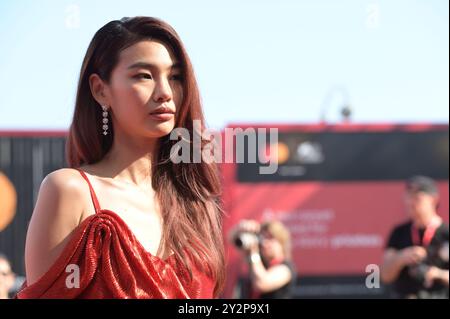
[{"xmin": 408, "ymin": 241, "xmax": 449, "ymax": 284}]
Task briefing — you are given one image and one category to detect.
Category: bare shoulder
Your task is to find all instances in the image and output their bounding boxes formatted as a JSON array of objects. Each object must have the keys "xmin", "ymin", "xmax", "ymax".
[
  {"xmin": 34, "ymin": 167, "xmax": 90, "ymax": 222},
  {"xmin": 24, "ymin": 167, "xmax": 89, "ymax": 286},
  {"xmin": 41, "ymin": 168, "xmax": 92, "ymax": 216},
  {"xmin": 44, "ymin": 167, "xmax": 86, "ymax": 188}
]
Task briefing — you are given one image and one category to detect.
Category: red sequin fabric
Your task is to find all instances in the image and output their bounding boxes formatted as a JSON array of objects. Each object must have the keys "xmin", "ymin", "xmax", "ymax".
[{"xmin": 15, "ymin": 169, "xmax": 215, "ymax": 299}]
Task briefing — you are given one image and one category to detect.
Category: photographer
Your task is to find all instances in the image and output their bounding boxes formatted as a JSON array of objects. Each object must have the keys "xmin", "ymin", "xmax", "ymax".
[
  {"xmin": 230, "ymin": 220, "xmax": 296, "ymax": 299},
  {"xmin": 0, "ymin": 253, "xmax": 15, "ymax": 299},
  {"xmin": 381, "ymin": 176, "xmax": 449, "ymax": 298}
]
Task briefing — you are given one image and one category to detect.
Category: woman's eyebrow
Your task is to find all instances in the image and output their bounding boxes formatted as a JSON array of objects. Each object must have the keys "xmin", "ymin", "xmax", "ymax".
[{"xmin": 127, "ymin": 61, "xmax": 181, "ymax": 70}]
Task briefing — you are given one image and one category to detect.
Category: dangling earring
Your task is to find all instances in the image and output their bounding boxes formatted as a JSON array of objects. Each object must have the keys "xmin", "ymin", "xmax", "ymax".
[{"xmin": 101, "ymin": 105, "xmax": 109, "ymax": 135}]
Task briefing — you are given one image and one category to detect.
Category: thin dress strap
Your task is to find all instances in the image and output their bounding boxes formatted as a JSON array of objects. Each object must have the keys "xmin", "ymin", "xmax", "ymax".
[{"xmin": 76, "ymin": 168, "xmax": 101, "ymax": 214}]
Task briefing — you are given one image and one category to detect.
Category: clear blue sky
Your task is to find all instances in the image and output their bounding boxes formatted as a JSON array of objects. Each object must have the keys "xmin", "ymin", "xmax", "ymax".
[{"xmin": 0, "ymin": 0, "xmax": 448, "ymax": 130}]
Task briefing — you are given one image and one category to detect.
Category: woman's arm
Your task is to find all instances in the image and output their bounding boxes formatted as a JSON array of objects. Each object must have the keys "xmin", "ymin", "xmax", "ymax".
[
  {"xmin": 24, "ymin": 169, "xmax": 86, "ymax": 286},
  {"xmin": 247, "ymin": 252, "xmax": 292, "ymax": 293}
]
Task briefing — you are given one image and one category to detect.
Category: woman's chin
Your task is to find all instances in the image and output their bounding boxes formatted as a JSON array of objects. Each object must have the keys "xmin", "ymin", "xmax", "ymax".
[{"xmin": 145, "ymin": 121, "xmax": 175, "ymax": 137}]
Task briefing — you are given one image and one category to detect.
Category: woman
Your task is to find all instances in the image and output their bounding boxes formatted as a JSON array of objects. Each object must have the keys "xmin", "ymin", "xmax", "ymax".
[
  {"xmin": 0, "ymin": 253, "xmax": 15, "ymax": 299},
  {"xmin": 231, "ymin": 220, "xmax": 296, "ymax": 299},
  {"xmin": 16, "ymin": 16, "xmax": 224, "ymax": 298}
]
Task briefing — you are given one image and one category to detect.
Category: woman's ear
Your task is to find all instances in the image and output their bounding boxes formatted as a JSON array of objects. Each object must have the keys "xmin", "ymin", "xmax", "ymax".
[{"xmin": 89, "ymin": 73, "xmax": 111, "ymax": 106}]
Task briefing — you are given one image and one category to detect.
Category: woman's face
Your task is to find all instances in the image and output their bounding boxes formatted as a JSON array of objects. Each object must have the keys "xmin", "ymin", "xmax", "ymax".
[
  {"xmin": 0, "ymin": 259, "xmax": 14, "ymax": 297},
  {"xmin": 260, "ymin": 230, "xmax": 284, "ymax": 261},
  {"xmin": 104, "ymin": 40, "xmax": 183, "ymax": 138}
]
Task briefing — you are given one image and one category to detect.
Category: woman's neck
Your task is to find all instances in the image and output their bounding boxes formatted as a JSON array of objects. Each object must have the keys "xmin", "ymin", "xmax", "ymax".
[
  {"xmin": 101, "ymin": 130, "xmax": 159, "ymax": 187},
  {"xmin": 266, "ymin": 252, "xmax": 285, "ymax": 266}
]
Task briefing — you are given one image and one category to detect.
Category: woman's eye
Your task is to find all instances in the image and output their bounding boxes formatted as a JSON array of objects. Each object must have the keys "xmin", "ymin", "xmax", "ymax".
[
  {"xmin": 170, "ymin": 74, "xmax": 183, "ymax": 81},
  {"xmin": 134, "ymin": 73, "xmax": 152, "ymax": 79}
]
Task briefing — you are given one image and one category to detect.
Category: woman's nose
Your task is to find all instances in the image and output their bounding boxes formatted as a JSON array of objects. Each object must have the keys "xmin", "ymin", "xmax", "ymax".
[{"xmin": 153, "ymin": 79, "xmax": 172, "ymax": 102}]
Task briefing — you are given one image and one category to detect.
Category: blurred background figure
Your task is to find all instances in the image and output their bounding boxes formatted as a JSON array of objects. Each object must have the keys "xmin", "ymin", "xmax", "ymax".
[
  {"xmin": 230, "ymin": 219, "xmax": 297, "ymax": 299},
  {"xmin": 381, "ymin": 176, "xmax": 449, "ymax": 298},
  {"xmin": 0, "ymin": 253, "xmax": 15, "ymax": 299}
]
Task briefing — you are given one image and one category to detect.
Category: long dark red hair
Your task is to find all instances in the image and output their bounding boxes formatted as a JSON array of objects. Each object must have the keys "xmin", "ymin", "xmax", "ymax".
[{"xmin": 65, "ymin": 16, "xmax": 225, "ymax": 296}]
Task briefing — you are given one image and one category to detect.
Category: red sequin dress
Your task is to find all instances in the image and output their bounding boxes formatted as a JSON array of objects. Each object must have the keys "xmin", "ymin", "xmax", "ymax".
[{"xmin": 15, "ymin": 168, "xmax": 215, "ymax": 299}]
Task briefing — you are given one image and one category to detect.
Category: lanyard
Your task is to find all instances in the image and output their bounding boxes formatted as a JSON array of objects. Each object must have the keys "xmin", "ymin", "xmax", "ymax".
[{"xmin": 411, "ymin": 216, "xmax": 442, "ymax": 247}]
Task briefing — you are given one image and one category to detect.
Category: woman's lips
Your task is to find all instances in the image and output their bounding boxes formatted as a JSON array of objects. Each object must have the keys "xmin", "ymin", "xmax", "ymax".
[{"xmin": 149, "ymin": 112, "xmax": 174, "ymax": 121}]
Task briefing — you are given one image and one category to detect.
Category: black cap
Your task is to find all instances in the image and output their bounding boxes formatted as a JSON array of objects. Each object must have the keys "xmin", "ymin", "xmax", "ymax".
[{"xmin": 406, "ymin": 175, "xmax": 439, "ymax": 195}]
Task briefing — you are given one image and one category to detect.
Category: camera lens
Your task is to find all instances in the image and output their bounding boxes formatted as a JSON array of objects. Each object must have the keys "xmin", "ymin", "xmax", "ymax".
[{"xmin": 234, "ymin": 237, "xmax": 244, "ymax": 248}]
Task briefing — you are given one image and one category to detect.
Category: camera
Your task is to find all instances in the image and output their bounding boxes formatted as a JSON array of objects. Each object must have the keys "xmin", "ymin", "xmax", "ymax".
[
  {"xmin": 233, "ymin": 232, "xmax": 260, "ymax": 250},
  {"xmin": 408, "ymin": 241, "xmax": 449, "ymax": 284}
]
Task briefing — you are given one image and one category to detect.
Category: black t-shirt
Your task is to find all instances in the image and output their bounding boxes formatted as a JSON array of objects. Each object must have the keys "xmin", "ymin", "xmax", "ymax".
[
  {"xmin": 259, "ymin": 261, "xmax": 297, "ymax": 299},
  {"xmin": 386, "ymin": 220, "xmax": 449, "ymax": 299}
]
